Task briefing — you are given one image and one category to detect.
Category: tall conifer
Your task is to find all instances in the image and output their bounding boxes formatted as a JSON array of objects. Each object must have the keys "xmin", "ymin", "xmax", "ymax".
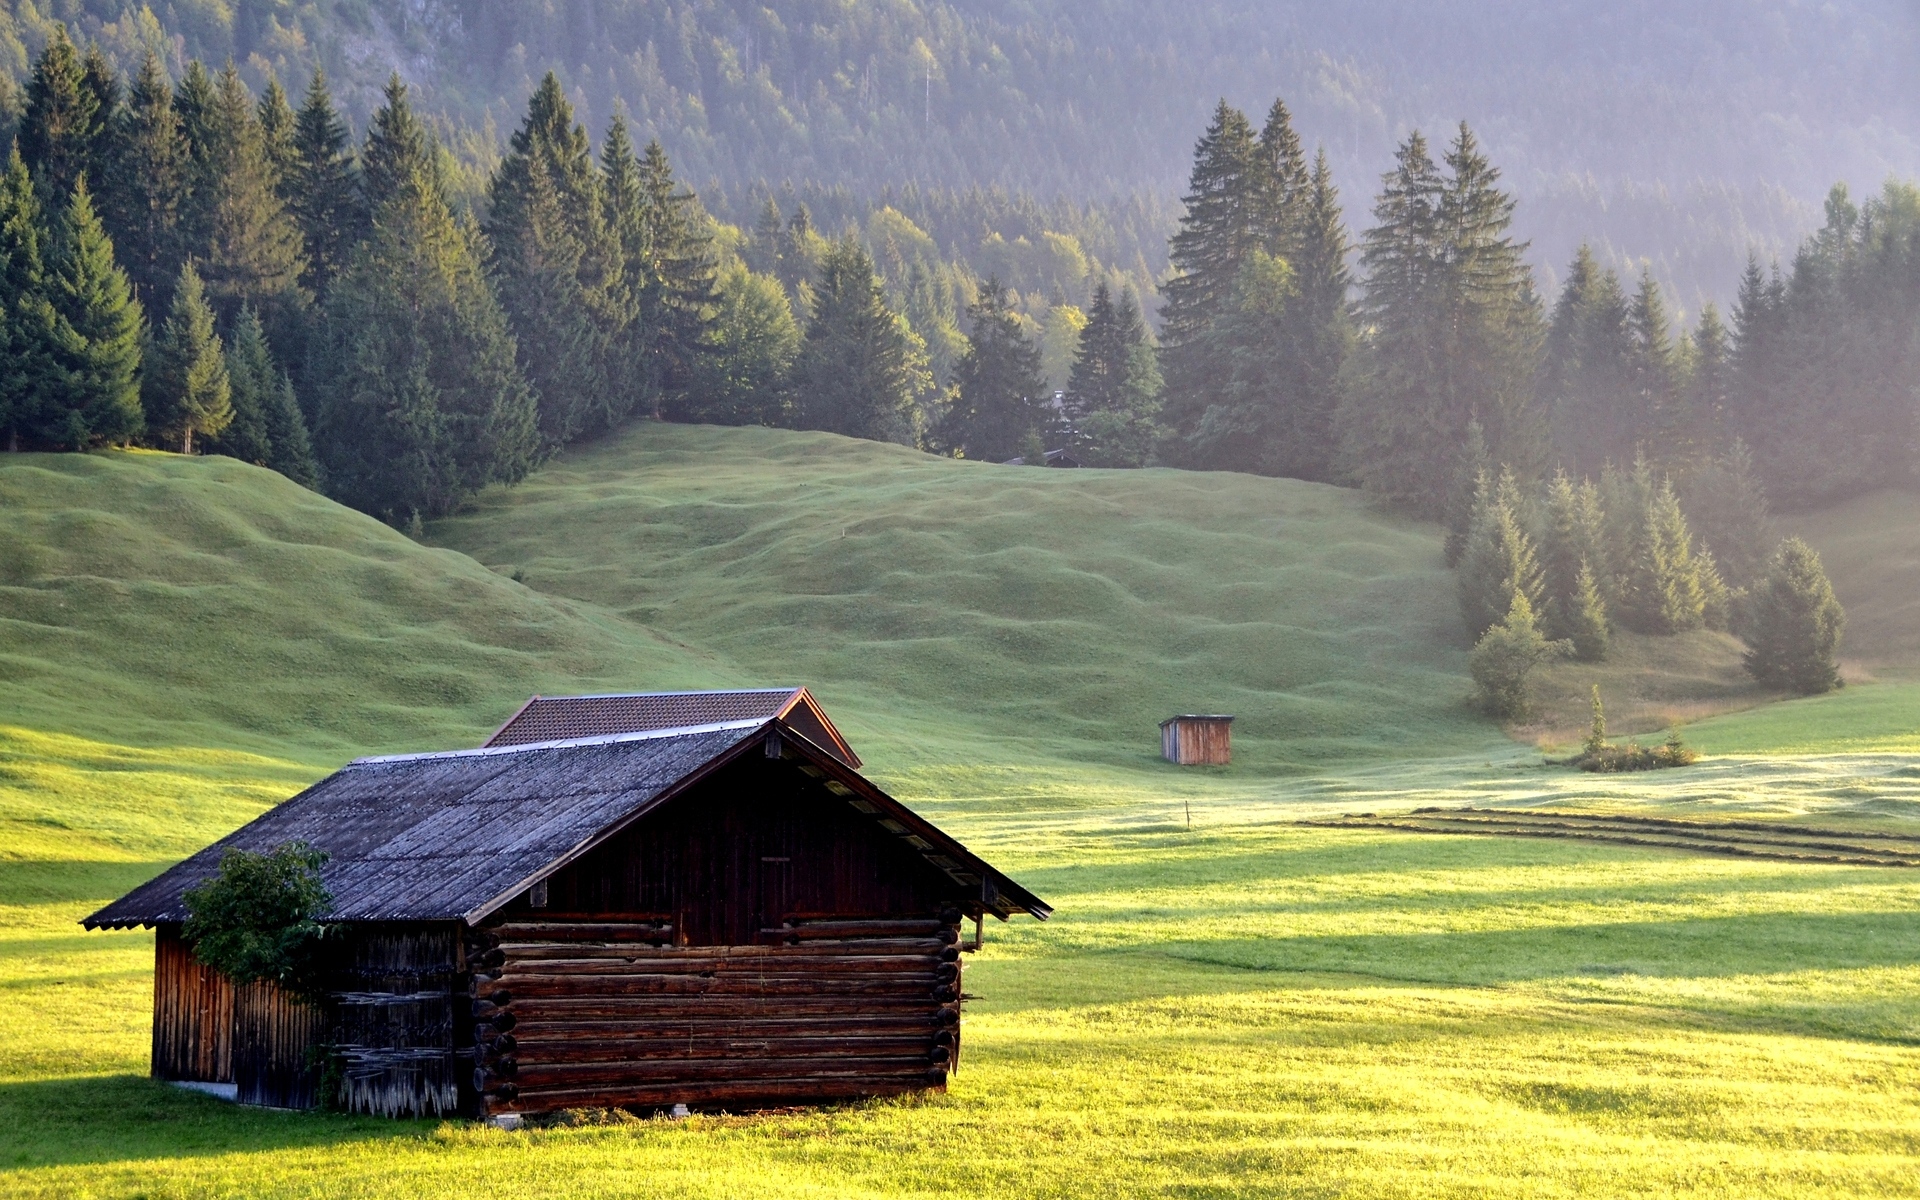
[
  {"xmin": 99, "ymin": 53, "xmax": 184, "ymax": 308},
  {"xmin": 791, "ymin": 236, "xmax": 929, "ymax": 442},
  {"xmin": 144, "ymin": 263, "xmax": 231, "ymax": 454},
  {"xmin": 286, "ymin": 70, "xmax": 360, "ymax": 294},
  {"xmin": 45, "ymin": 179, "xmax": 144, "ymax": 447},
  {"xmin": 1458, "ymin": 468, "xmax": 1544, "ymax": 641},
  {"xmin": 934, "ymin": 277, "xmax": 1049, "ymax": 462},
  {"xmin": 197, "ymin": 65, "xmax": 305, "ymax": 318},
  {"xmin": 18, "ymin": 29, "xmax": 106, "ymax": 202},
  {"xmin": 0, "ymin": 150, "xmax": 63, "ymax": 450}
]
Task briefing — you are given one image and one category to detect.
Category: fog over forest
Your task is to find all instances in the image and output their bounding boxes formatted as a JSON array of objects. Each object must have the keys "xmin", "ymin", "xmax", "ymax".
[{"xmin": 2, "ymin": 0, "xmax": 1914, "ymax": 313}]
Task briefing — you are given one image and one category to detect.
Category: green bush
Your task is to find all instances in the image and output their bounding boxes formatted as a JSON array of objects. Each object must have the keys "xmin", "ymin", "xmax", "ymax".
[
  {"xmin": 182, "ymin": 842, "xmax": 335, "ymax": 999},
  {"xmin": 1469, "ymin": 593, "xmax": 1569, "ymax": 720},
  {"xmin": 1569, "ymin": 688, "xmax": 1698, "ymax": 772}
]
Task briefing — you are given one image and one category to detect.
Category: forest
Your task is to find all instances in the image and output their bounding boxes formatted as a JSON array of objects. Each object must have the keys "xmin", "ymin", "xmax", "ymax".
[{"xmin": 0, "ymin": 23, "xmax": 1905, "ymax": 699}]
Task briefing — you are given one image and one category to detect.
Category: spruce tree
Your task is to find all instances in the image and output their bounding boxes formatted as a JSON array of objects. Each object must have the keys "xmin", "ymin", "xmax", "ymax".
[
  {"xmin": 205, "ymin": 305, "xmax": 276, "ymax": 465},
  {"xmin": 633, "ymin": 137, "xmax": 718, "ymax": 421},
  {"xmin": 1458, "ymin": 468, "xmax": 1544, "ymax": 641},
  {"xmin": 1619, "ymin": 475, "xmax": 1707, "ymax": 634},
  {"xmin": 487, "ymin": 74, "xmax": 623, "ymax": 446},
  {"xmin": 1537, "ymin": 471, "xmax": 1610, "ymax": 657},
  {"xmin": 1270, "ymin": 149, "xmax": 1353, "ymax": 483},
  {"xmin": 934, "ymin": 277, "xmax": 1049, "ymax": 462},
  {"xmin": 1342, "ymin": 127, "xmax": 1543, "ymax": 515},
  {"xmin": 747, "ymin": 197, "xmax": 786, "ymax": 278},
  {"xmin": 1627, "ymin": 269, "xmax": 1678, "ymax": 450},
  {"xmin": 1679, "ymin": 439, "xmax": 1773, "ymax": 588},
  {"xmin": 98, "ymin": 52, "xmax": 184, "ymax": 308},
  {"xmin": 170, "ymin": 61, "xmax": 218, "ymax": 260},
  {"xmin": 144, "ymin": 263, "xmax": 232, "ymax": 454},
  {"xmin": 1547, "ymin": 250, "xmax": 1635, "ymax": 474},
  {"xmin": 18, "ymin": 29, "xmax": 106, "ymax": 203},
  {"xmin": 197, "ymin": 65, "xmax": 305, "ymax": 318},
  {"xmin": 256, "ymin": 78, "xmax": 297, "ymax": 186},
  {"xmin": 1065, "ymin": 283, "xmax": 1160, "ymax": 467},
  {"xmin": 790, "ymin": 236, "xmax": 929, "ymax": 443},
  {"xmin": 315, "ymin": 103, "xmax": 536, "ymax": 521},
  {"xmin": 1187, "ymin": 249, "xmax": 1295, "ymax": 473},
  {"xmin": 1679, "ymin": 302, "xmax": 1731, "ymax": 453},
  {"xmin": 1442, "ymin": 419, "xmax": 1491, "ymax": 566},
  {"xmin": 1064, "ymin": 282, "xmax": 1126, "ymax": 424},
  {"xmin": 45, "ymin": 179, "xmax": 144, "ymax": 447},
  {"xmin": 1743, "ymin": 538, "xmax": 1845, "ymax": 695},
  {"xmin": 1252, "ymin": 98, "xmax": 1310, "ymax": 258},
  {"xmin": 1158, "ymin": 101, "xmax": 1260, "ymax": 444},
  {"xmin": 0, "ymin": 149, "xmax": 63, "ymax": 451},
  {"xmin": 286, "ymin": 70, "xmax": 360, "ymax": 295}
]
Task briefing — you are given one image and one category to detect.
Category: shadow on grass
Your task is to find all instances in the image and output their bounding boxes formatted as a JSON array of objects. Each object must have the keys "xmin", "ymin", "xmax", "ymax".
[{"xmin": 0, "ymin": 1074, "xmax": 430, "ymax": 1170}]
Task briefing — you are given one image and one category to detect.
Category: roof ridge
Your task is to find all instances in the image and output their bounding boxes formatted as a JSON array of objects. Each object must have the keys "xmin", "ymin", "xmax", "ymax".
[
  {"xmin": 355, "ymin": 719, "xmax": 772, "ymax": 766},
  {"xmin": 523, "ymin": 687, "xmax": 801, "ymax": 701}
]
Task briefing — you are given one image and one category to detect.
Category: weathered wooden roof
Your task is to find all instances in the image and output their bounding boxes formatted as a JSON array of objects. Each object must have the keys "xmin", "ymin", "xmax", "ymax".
[
  {"xmin": 486, "ymin": 688, "xmax": 861, "ymax": 767},
  {"xmin": 85, "ymin": 719, "xmax": 1047, "ymax": 930}
]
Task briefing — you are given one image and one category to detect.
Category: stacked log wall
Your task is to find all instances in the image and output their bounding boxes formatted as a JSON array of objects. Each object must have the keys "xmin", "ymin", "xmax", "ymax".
[{"xmin": 470, "ymin": 914, "xmax": 963, "ymax": 1114}]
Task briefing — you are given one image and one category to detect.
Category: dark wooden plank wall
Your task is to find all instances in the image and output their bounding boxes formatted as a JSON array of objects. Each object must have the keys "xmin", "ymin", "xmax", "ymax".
[
  {"xmin": 152, "ymin": 925, "xmax": 233, "ymax": 1083},
  {"xmin": 331, "ymin": 926, "xmax": 466, "ymax": 1118},
  {"xmin": 469, "ymin": 915, "xmax": 963, "ymax": 1114},
  {"xmin": 512, "ymin": 756, "xmax": 960, "ymax": 945},
  {"xmin": 233, "ymin": 981, "xmax": 327, "ymax": 1108}
]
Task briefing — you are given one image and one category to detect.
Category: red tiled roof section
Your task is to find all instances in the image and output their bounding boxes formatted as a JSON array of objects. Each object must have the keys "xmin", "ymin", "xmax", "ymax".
[{"xmin": 484, "ymin": 689, "xmax": 862, "ymax": 767}]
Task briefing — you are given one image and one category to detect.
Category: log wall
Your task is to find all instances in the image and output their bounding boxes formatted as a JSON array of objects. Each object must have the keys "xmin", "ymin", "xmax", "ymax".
[
  {"xmin": 329, "ymin": 926, "xmax": 466, "ymax": 1118},
  {"xmin": 469, "ymin": 914, "xmax": 964, "ymax": 1114}
]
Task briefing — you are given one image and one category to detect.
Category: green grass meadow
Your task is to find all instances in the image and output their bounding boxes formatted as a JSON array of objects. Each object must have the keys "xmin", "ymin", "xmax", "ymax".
[{"xmin": 2, "ymin": 430, "xmax": 1918, "ymax": 1197}]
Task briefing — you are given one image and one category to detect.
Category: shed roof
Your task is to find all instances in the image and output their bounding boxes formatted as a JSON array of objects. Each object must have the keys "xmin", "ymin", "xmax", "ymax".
[
  {"xmin": 485, "ymin": 688, "xmax": 860, "ymax": 767},
  {"xmin": 85, "ymin": 720, "xmax": 1046, "ymax": 930}
]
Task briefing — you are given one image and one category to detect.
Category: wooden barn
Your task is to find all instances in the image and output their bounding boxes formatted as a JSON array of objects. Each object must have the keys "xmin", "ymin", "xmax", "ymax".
[
  {"xmin": 86, "ymin": 700, "xmax": 1048, "ymax": 1120},
  {"xmin": 1160, "ymin": 715, "xmax": 1234, "ymax": 765}
]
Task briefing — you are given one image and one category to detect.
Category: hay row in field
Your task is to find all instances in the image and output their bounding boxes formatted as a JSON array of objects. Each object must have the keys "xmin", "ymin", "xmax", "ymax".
[{"xmin": 1308, "ymin": 808, "xmax": 1920, "ymax": 867}]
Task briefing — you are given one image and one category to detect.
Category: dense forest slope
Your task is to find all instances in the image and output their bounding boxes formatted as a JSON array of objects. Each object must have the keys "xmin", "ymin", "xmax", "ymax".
[{"xmin": 2, "ymin": 1, "xmax": 1914, "ymax": 304}]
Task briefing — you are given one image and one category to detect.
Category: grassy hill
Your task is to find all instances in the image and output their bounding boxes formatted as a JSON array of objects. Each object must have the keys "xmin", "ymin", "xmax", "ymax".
[{"xmin": 429, "ymin": 422, "xmax": 1493, "ymax": 784}]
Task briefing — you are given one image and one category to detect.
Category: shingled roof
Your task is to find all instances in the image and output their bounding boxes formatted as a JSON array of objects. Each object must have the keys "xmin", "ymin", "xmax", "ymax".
[
  {"xmin": 485, "ymin": 688, "xmax": 861, "ymax": 767},
  {"xmin": 85, "ymin": 719, "xmax": 1046, "ymax": 930}
]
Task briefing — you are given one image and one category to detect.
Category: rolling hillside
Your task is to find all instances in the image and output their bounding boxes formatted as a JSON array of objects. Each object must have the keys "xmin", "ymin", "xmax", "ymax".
[{"xmin": 427, "ymin": 422, "xmax": 1490, "ymax": 778}]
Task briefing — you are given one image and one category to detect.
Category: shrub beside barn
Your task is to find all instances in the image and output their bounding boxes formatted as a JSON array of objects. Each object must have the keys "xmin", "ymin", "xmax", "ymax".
[{"xmin": 87, "ymin": 692, "xmax": 1048, "ymax": 1119}]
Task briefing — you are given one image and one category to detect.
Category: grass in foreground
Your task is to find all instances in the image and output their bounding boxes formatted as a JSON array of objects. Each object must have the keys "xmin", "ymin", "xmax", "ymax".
[{"xmin": 3, "ymin": 725, "xmax": 1919, "ymax": 1199}]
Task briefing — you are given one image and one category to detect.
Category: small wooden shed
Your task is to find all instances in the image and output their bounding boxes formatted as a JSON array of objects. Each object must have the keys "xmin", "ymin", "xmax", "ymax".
[
  {"xmin": 1161, "ymin": 715, "xmax": 1234, "ymax": 765},
  {"xmin": 87, "ymin": 708, "xmax": 1047, "ymax": 1119}
]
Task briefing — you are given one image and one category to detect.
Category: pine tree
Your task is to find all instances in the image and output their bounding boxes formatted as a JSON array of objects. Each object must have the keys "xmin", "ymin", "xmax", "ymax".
[
  {"xmin": 1679, "ymin": 439, "xmax": 1773, "ymax": 588},
  {"xmin": 359, "ymin": 75, "xmax": 438, "ymax": 215},
  {"xmin": 1619, "ymin": 475, "xmax": 1707, "ymax": 634},
  {"xmin": 206, "ymin": 305, "xmax": 276, "ymax": 465},
  {"xmin": 1678, "ymin": 302, "xmax": 1731, "ymax": 453},
  {"xmin": 1536, "ymin": 469, "xmax": 1610, "ymax": 649},
  {"xmin": 1458, "ymin": 468, "xmax": 1544, "ymax": 641},
  {"xmin": 791, "ymin": 236, "xmax": 929, "ymax": 443},
  {"xmin": 256, "ymin": 78, "xmax": 297, "ymax": 185},
  {"xmin": 45, "ymin": 179, "xmax": 144, "ymax": 447},
  {"xmin": 18, "ymin": 29, "xmax": 108, "ymax": 203},
  {"xmin": 1547, "ymin": 250, "xmax": 1635, "ymax": 474},
  {"xmin": 98, "ymin": 52, "xmax": 184, "ymax": 308},
  {"xmin": 196, "ymin": 65, "xmax": 305, "ymax": 318},
  {"xmin": 144, "ymin": 263, "xmax": 231, "ymax": 454},
  {"xmin": 0, "ymin": 150, "xmax": 64, "ymax": 451},
  {"xmin": 1743, "ymin": 538, "xmax": 1845, "ymax": 695},
  {"xmin": 633, "ymin": 137, "xmax": 718, "ymax": 421},
  {"xmin": 1627, "ymin": 269, "xmax": 1678, "ymax": 450},
  {"xmin": 487, "ymin": 74, "xmax": 623, "ymax": 446},
  {"xmin": 1186, "ymin": 249, "xmax": 1295, "ymax": 473},
  {"xmin": 315, "ymin": 104, "xmax": 536, "ymax": 521},
  {"xmin": 934, "ymin": 277, "xmax": 1049, "ymax": 461},
  {"xmin": 1158, "ymin": 100, "xmax": 1260, "ymax": 443},
  {"xmin": 1270, "ymin": 149, "xmax": 1353, "ymax": 483},
  {"xmin": 1341, "ymin": 126, "xmax": 1544, "ymax": 515},
  {"xmin": 286, "ymin": 70, "xmax": 360, "ymax": 295}
]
